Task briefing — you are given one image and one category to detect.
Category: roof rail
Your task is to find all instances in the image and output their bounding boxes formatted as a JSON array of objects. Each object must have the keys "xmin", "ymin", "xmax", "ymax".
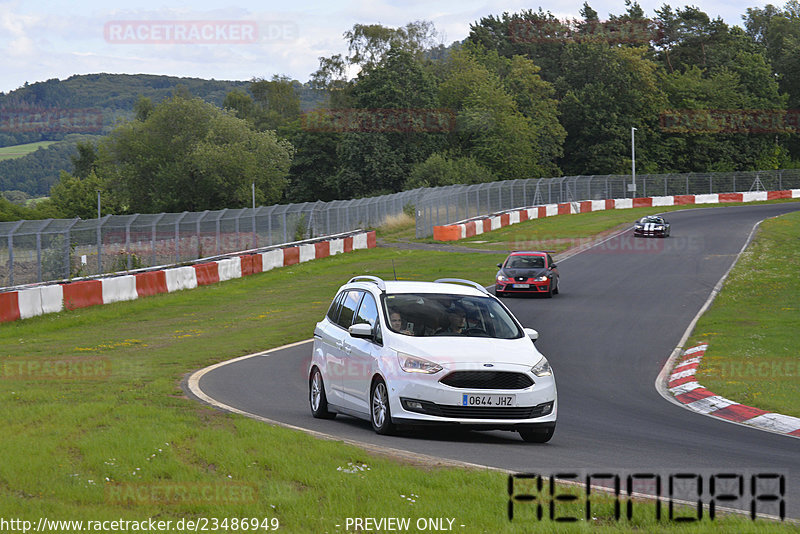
[
  {"xmin": 348, "ymin": 275, "xmax": 386, "ymax": 291},
  {"xmin": 434, "ymin": 278, "xmax": 489, "ymax": 295}
]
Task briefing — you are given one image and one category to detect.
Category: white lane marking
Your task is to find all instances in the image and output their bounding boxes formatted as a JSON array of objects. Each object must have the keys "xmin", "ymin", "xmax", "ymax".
[{"xmin": 186, "ymin": 339, "xmax": 495, "ymax": 471}]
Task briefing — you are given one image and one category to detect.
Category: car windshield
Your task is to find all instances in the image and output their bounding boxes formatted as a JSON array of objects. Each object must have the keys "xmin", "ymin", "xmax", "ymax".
[
  {"xmin": 506, "ymin": 256, "xmax": 545, "ymax": 269},
  {"xmin": 639, "ymin": 216, "xmax": 662, "ymax": 223},
  {"xmin": 383, "ymin": 293, "xmax": 523, "ymax": 339}
]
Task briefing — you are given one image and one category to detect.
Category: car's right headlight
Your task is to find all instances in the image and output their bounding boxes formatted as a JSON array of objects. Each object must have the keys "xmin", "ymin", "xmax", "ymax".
[
  {"xmin": 398, "ymin": 353, "xmax": 443, "ymax": 374},
  {"xmin": 496, "ymin": 275, "xmax": 509, "ymax": 282},
  {"xmin": 531, "ymin": 357, "xmax": 552, "ymax": 377}
]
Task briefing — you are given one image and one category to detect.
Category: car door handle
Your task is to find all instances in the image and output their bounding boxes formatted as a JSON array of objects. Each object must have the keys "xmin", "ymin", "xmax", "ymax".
[
  {"xmin": 335, "ymin": 340, "xmax": 344, "ymax": 349},
  {"xmin": 343, "ymin": 343, "xmax": 352, "ymax": 354}
]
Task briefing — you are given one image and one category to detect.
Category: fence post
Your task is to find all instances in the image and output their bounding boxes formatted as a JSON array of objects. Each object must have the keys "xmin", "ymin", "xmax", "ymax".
[
  {"xmin": 152, "ymin": 213, "xmax": 165, "ymax": 267},
  {"xmin": 125, "ymin": 218, "xmax": 132, "ymax": 270},
  {"xmin": 175, "ymin": 212, "xmax": 187, "ymax": 264},
  {"xmin": 7, "ymin": 220, "xmax": 23, "ymax": 286},
  {"xmin": 96, "ymin": 219, "xmax": 102, "ymax": 275}
]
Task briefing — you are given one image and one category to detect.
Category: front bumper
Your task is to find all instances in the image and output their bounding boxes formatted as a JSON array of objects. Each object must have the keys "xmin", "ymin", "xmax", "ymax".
[
  {"xmin": 496, "ymin": 280, "xmax": 551, "ymax": 293},
  {"xmin": 386, "ymin": 368, "xmax": 557, "ymax": 429},
  {"xmin": 633, "ymin": 228, "xmax": 667, "ymax": 237}
]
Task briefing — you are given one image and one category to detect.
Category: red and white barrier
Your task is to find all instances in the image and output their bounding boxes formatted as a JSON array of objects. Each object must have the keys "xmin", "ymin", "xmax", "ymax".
[
  {"xmin": 261, "ymin": 249, "xmax": 283, "ymax": 271},
  {"xmin": 101, "ymin": 275, "xmax": 138, "ymax": 304},
  {"xmin": 0, "ymin": 231, "xmax": 377, "ymax": 324},
  {"xmin": 668, "ymin": 344, "xmax": 800, "ymax": 438},
  {"xmin": 433, "ymin": 189, "xmax": 800, "ymax": 241},
  {"xmin": 165, "ymin": 266, "xmax": 198, "ymax": 292}
]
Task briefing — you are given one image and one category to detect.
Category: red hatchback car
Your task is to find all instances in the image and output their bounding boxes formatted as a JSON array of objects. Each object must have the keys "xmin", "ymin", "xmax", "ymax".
[{"xmin": 495, "ymin": 252, "xmax": 560, "ymax": 298}]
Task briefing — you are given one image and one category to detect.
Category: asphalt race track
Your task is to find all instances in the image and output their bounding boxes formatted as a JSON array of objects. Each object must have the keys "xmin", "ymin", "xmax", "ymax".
[{"xmin": 189, "ymin": 203, "xmax": 800, "ymax": 520}]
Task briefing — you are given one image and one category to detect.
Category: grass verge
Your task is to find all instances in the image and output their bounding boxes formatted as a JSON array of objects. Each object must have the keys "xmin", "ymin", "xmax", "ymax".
[
  {"xmin": 0, "ymin": 217, "xmax": 795, "ymax": 531},
  {"xmin": 690, "ymin": 210, "xmax": 800, "ymax": 418},
  {"xmin": 0, "ymin": 141, "xmax": 56, "ymax": 161}
]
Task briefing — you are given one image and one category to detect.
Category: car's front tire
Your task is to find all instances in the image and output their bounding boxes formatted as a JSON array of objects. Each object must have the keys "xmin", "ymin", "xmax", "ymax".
[
  {"xmin": 519, "ymin": 425, "xmax": 555, "ymax": 443},
  {"xmin": 309, "ymin": 368, "xmax": 336, "ymax": 419},
  {"xmin": 370, "ymin": 378, "xmax": 396, "ymax": 435}
]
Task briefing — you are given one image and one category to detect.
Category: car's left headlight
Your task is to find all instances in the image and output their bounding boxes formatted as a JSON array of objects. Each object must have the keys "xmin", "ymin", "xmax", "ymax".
[
  {"xmin": 534, "ymin": 276, "xmax": 548, "ymax": 282},
  {"xmin": 497, "ymin": 275, "xmax": 509, "ymax": 282},
  {"xmin": 398, "ymin": 353, "xmax": 443, "ymax": 374},
  {"xmin": 654, "ymin": 226, "xmax": 663, "ymax": 230},
  {"xmin": 531, "ymin": 357, "xmax": 552, "ymax": 377}
]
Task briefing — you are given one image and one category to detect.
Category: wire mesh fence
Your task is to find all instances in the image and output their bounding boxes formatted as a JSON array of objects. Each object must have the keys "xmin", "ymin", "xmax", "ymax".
[
  {"xmin": 414, "ymin": 169, "xmax": 800, "ymax": 238},
  {"xmin": 0, "ymin": 190, "xmax": 423, "ymax": 288},
  {"xmin": 3, "ymin": 169, "xmax": 799, "ymax": 288}
]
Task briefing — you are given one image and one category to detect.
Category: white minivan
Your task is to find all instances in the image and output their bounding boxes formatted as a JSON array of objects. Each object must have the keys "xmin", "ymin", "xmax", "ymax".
[{"xmin": 308, "ymin": 276, "xmax": 557, "ymax": 442}]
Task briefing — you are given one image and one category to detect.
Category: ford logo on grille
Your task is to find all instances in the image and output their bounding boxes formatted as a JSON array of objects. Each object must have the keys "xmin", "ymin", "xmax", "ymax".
[{"xmin": 483, "ymin": 363, "xmax": 494, "ymax": 367}]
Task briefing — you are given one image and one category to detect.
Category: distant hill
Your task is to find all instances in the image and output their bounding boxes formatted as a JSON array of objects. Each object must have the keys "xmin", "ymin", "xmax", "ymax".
[
  {"xmin": 0, "ymin": 73, "xmax": 251, "ymax": 148},
  {"xmin": 0, "ymin": 73, "xmax": 326, "ymax": 194}
]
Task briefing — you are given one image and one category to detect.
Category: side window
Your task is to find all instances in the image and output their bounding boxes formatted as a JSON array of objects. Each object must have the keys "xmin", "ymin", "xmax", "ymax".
[
  {"xmin": 326, "ymin": 292, "xmax": 344, "ymax": 323},
  {"xmin": 336, "ymin": 290, "xmax": 363, "ymax": 328},
  {"xmin": 547, "ymin": 254, "xmax": 554, "ymax": 268},
  {"xmin": 354, "ymin": 292, "xmax": 379, "ymax": 328}
]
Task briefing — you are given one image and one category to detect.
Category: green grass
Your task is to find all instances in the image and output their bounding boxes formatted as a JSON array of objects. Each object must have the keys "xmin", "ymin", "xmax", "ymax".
[
  {"xmin": 0, "ymin": 141, "xmax": 56, "ymax": 161},
  {"xmin": 2, "ymin": 247, "xmax": 788, "ymax": 531},
  {"xmin": 690, "ymin": 210, "xmax": 800, "ymax": 418},
  {"xmin": 2, "ymin": 207, "xmax": 798, "ymax": 531}
]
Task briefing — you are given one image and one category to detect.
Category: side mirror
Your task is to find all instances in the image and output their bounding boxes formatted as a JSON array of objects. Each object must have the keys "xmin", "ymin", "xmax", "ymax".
[
  {"xmin": 497, "ymin": 263, "xmax": 503, "ymax": 268},
  {"xmin": 550, "ymin": 263, "xmax": 556, "ymax": 269},
  {"xmin": 349, "ymin": 323, "xmax": 374, "ymax": 339},
  {"xmin": 524, "ymin": 328, "xmax": 539, "ymax": 342}
]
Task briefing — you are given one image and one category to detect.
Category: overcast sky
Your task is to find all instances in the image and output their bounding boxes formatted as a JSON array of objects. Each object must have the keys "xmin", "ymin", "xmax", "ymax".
[{"xmin": 0, "ymin": 0, "xmax": 773, "ymax": 94}]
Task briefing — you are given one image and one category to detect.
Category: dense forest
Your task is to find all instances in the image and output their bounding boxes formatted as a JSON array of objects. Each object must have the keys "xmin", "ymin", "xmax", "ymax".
[{"xmin": 3, "ymin": 1, "xmax": 800, "ymax": 221}]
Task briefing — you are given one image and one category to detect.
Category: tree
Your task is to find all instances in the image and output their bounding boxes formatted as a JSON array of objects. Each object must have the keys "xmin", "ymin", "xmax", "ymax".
[
  {"xmin": 96, "ymin": 95, "xmax": 293, "ymax": 213},
  {"xmin": 250, "ymin": 75, "xmax": 302, "ymax": 131},
  {"xmin": 405, "ymin": 153, "xmax": 496, "ymax": 188},
  {"xmin": 438, "ymin": 47, "xmax": 563, "ymax": 179},
  {"xmin": 49, "ymin": 170, "xmax": 106, "ymax": 219},
  {"xmin": 330, "ymin": 47, "xmax": 446, "ymax": 197},
  {"xmin": 556, "ymin": 44, "xmax": 667, "ymax": 174}
]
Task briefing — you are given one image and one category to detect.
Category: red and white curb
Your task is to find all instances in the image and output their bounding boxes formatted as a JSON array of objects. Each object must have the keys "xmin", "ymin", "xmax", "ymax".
[
  {"xmin": 668, "ymin": 343, "xmax": 800, "ymax": 438},
  {"xmin": 432, "ymin": 189, "xmax": 800, "ymax": 241},
  {"xmin": 0, "ymin": 230, "xmax": 376, "ymax": 324}
]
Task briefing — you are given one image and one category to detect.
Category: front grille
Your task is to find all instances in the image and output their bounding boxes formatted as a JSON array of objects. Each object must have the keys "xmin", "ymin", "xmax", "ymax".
[
  {"xmin": 401, "ymin": 399, "xmax": 553, "ymax": 419},
  {"xmin": 440, "ymin": 371, "xmax": 533, "ymax": 390}
]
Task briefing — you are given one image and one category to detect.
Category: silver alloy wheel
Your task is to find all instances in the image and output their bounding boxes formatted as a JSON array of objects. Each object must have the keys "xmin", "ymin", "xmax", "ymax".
[
  {"xmin": 372, "ymin": 382, "xmax": 388, "ymax": 428},
  {"xmin": 310, "ymin": 371, "xmax": 322, "ymax": 412}
]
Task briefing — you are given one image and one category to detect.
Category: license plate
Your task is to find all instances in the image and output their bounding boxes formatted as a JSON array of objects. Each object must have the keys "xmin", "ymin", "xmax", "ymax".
[
  {"xmin": 512, "ymin": 283, "xmax": 530, "ymax": 288},
  {"xmin": 462, "ymin": 394, "xmax": 516, "ymax": 407}
]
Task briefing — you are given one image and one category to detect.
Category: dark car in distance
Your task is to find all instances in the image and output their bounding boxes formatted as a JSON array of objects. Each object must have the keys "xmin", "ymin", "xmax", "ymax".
[
  {"xmin": 633, "ymin": 215, "xmax": 671, "ymax": 237},
  {"xmin": 495, "ymin": 251, "xmax": 559, "ymax": 298}
]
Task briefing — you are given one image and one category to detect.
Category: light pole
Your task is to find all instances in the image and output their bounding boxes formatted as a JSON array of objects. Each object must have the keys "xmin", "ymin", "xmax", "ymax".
[{"xmin": 631, "ymin": 127, "xmax": 637, "ymax": 198}]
